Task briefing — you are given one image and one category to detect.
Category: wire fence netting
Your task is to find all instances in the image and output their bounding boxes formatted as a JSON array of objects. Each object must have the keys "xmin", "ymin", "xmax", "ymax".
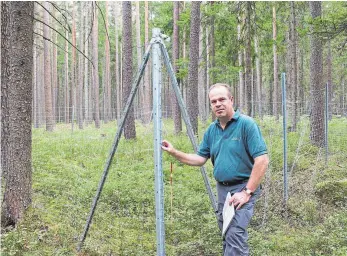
[{"xmin": 31, "ymin": 84, "xmax": 347, "ymax": 255}]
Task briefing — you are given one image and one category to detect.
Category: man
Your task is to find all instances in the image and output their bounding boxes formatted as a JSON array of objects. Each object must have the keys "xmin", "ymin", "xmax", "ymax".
[{"xmin": 161, "ymin": 83, "xmax": 269, "ymax": 255}]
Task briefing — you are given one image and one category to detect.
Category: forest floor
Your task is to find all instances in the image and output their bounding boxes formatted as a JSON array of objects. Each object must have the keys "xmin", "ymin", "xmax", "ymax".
[{"xmin": 1, "ymin": 117, "xmax": 347, "ymax": 255}]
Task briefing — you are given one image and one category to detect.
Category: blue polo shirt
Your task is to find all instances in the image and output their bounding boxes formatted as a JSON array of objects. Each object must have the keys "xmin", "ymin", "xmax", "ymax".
[{"xmin": 197, "ymin": 109, "xmax": 267, "ymax": 182}]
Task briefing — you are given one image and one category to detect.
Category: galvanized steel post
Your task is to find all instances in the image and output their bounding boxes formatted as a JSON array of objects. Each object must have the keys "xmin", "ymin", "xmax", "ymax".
[{"xmin": 152, "ymin": 28, "xmax": 165, "ymax": 256}]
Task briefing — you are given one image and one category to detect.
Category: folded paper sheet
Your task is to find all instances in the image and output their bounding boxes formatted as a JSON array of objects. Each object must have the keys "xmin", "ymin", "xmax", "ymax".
[{"xmin": 222, "ymin": 192, "xmax": 235, "ymax": 237}]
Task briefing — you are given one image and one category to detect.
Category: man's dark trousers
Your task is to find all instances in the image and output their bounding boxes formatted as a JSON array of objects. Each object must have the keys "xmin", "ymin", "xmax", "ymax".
[{"xmin": 216, "ymin": 181, "xmax": 260, "ymax": 256}]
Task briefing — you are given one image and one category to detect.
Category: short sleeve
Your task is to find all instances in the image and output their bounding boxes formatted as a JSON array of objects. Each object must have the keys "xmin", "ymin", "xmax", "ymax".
[
  {"xmin": 245, "ymin": 122, "xmax": 267, "ymax": 159},
  {"xmin": 197, "ymin": 129, "xmax": 211, "ymax": 159}
]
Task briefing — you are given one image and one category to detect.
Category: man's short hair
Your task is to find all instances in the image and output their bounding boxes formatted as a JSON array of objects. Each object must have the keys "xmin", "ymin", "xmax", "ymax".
[{"xmin": 209, "ymin": 83, "xmax": 232, "ymax": 98}]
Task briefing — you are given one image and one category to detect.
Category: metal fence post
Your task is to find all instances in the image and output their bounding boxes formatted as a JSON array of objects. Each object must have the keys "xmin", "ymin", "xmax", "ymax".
[
  {"xmin": 282, "ymin": 73, "xmax": 288, "ymax": 204},
  {"xmin": 152, "ymin": 28, "xmax": 165, "ymax": 256}
]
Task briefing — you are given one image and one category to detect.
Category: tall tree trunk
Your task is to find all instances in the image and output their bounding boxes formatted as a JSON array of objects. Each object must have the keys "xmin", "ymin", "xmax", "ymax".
[
  {"xmin": 135, "ymin": 1, "xmax": 143, "ymax": 122},
  {"xmin": 210, "ymin": 2, "xmax": 216, "ymax": 121},
  {"xmin": 78, "ymin": 2, "xmax": 84, "ymax": 129},
  {"xmin": 71, "ymin": 2, "xmax": 77, "ymax": 127},
  {"xmin": 64, "ymin": 2, "xmax": 69, "ymax": 124},
  {"xmin": 272, "ymin": 4, "xmax": 279, "ymax": 119},
  {"xmin": 309, "ymin": 1, "xmax": 324, "ymax": 147},
  {"xmin": 84, "ymin": 4, "xmax": 91, "ymax": 125},
  {"xmin": 198, "ymin": 12, "xmax": 207, "ymax": 122},
  {"xmin": 1, "ymin": 1, "xmax": 33, "ymax": 228},
  {"xmin": 205, "ymin": 25, "xmax": 210, "ymax": 118},
  {"xmin": 254, "ymin": 33, "xmax": 262, "ymax": 118},
  {"xmin": 114, "ymin": 2, "xmax": 121, "ymax": 121},
  {"xmin": 122, "ymin": 1, "xmax": 136, "ymax": 139},
  {"xmin": 52, "ymin": 8, "xmax": 58, "ymax": 124},
  {"xmin": 143, "ymin": 1, "xmax": 151, "ymax": 123},
  {"xmin": 92, "ymin": 4, "xmax": 100, "ymax": 128},
  {"xmin": 172, "ymin": 1, "xmax": 182, "ymax": 134},
  {"xmin": 104, "ymin": 1, "xmax": 111, "ymax": 123},
  {"xmin": 1, "ymin": 1, "xmax": 10, "ymax": 181},
  {"xmin": 187, "ymin": 1, "xmax": 200, "ymax": 135},
  {"xmin": 326, "ymin": 40, "xmax": 332, "ymax": 120},
  {"xmin": 290, "ymin": 1, "xmax": 298, "ymax": 131},
  {"xmin": 245, "ymin": 2, "xmax": 252, "ymax": 116},
  {"xmin": 237, "ymin": 21, "xmax": 244, "ymax": 111},
  {"xmin": 43, "ymin": 2, "xmax": 54, "ymax": 131}
]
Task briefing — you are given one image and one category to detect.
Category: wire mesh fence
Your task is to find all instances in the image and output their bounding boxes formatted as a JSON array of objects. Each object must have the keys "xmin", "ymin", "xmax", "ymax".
[{"xmin": 30, "ymin": 79, "xmax": 347, "ymax": 255}]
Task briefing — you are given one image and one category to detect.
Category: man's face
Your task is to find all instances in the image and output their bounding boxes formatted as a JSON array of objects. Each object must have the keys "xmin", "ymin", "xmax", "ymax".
[{"xmin": 209, "ymin": 86, "xmax": 234, "ymax": 119}]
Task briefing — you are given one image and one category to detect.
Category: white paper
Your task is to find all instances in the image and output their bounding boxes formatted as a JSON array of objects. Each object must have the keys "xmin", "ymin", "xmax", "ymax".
[{"xmin": 222, "ymin": 192, "xmax": 235, "ymax": 237}]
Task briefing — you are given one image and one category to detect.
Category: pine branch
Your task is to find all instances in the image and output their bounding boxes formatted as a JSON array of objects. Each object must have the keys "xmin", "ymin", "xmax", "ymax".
[
  {"xmin": 35, "ymin": 1, "xmax": 71, "ymax": 33},
  {"xmin": 32, "ymin": 16, "xmax": 94, "ymax": 68},
  {"xmin": 95, "ymin": 2, "xmax": 111, "ymax": 48},
  {"xmin": 34, "ymin": 31, "xmax": 69, "ymax": 54}
]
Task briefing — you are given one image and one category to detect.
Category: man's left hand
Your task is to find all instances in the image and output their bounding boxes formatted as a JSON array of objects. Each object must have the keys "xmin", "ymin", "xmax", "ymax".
[{"xmin": 229, "ymin": 190, "xmax": 251, "ymax": 210}]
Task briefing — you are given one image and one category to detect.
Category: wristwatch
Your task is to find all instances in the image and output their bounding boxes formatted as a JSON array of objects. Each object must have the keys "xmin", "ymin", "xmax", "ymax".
[{"xmin": 243, "ymin": 187, "xmax": 254, "ymax": 196}]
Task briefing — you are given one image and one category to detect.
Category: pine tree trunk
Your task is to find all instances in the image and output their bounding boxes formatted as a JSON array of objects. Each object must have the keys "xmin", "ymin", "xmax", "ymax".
[
  {"xmin": 272, "ymin": 5, "xmax": 279, "ymax": 119},
  {"xmin": 122, "ymin": 1, "xmax": 136, "ymax": 139},
  {"xmin": 187, "ymin": 1, "xmax": 200, "ymax": 135},
  {"xmin": 326, "ymin": 40, "xmax": 332, "ymax": 120},
  {"xmin": 78, "ymin": 1, "xmax": 84, "ymax": 129},
  {"xmin": 43, "ymin": 2, "xmax": 54, "ymax": 131},
  {"xmin": 114, "ymin": 2, "xmax": 121, "ymax": 121},
  {"xmin": 64, "ymin": 3, "xmax": 69, "ymax": 124},
  {"xmin": 172, "ymin": 1, "xmax": 182, "ymax": 134},
  {"xmin": 290, "ymin": 1, "xmax": 298, "ymax": 131},
  {"xmin": 92, "ymin": 6, "xmax": 100, "ymax": 128},
  {"xmin": 198, "ymin": 13, "xmax": 206, "ymax": 123},
  {"xmin": 1, "ymin": 1, "xmax": 10, "ymax": 181},
  {"xmin": 237, "ymin": 21, "xmax": 244, "ymax": 110},
  {"xmin": 254, "ymin": 33, "xmax": 262, "ymax": 118},
  {"xmin": 104, "ymin": 1, "xmax": 111, "ymax": 123},
  {"xmin": 1, "ymin": 1, "xmax": 33, "ymax": 228},
  {"xmin": 143, "ymin": 1, "xmax": 151, "ymax": 123},
  {"xmin": 245, "ymin": 2, "xmax": 252, "ymax": 116},
  {"xmin": 309, "ymin": 1, "xmax": 324, "ymax": 147}
]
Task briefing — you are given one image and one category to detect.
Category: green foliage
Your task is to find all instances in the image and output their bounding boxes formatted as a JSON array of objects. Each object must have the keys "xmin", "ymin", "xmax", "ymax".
[
  {"xmin": 315, "ymin": 179, "xmax": 347, "ymax": 205},
  {"xmin": 2, "ymin": 117, "xmax": 347, "ymax": 255}
]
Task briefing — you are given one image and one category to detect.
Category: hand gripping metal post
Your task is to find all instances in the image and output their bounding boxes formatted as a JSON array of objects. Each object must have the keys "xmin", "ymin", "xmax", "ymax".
[
  {"xmin": 77, "ymin": 28, "xmax": 218, "ymax": 254},
  {"xmin": 158, "ymin": 38, "xmax": 218, "ymax": 215}
]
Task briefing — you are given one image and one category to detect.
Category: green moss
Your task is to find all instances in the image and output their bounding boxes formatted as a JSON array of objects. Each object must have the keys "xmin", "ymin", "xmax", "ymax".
[{"xmin": 315, "ymin": 179, "xmax": 347, "ymax": 204}]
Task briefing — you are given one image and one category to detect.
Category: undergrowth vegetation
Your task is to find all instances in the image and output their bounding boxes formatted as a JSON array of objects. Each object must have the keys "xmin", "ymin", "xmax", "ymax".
[{"xmin": 1, "ymin": 117, "xmax": 347, "ymax": 255}]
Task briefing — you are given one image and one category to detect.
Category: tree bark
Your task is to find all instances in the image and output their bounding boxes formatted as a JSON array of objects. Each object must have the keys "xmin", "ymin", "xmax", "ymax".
[
  {"xmin": 187, "ymin": 1, "xmax": 201, "ymax": 135},
  {"xmin": 64, "ymin": 2, "xmax": 69, "ymax": 124},
  {"xmin": 1, "ymin": 1, "xmax": 33, "ymax": 228},
  {"xmin": 237, "ymin": 20, "xmax": 244, "ymax": 111},
  {"xmin": 272, "ymin": 5, "xmax": 279, "ymax": 119},
  {"xmin": 92, "ymin": 5, "xmax": 100, "ymax": 128},
  {"xmin": 78, "ymin": 1, "xmax": 84, "ymax": 129},
  {"xmin": 122, "ymin": 1, "xmax": 136, "ymax": 139},
  {"xmin": 172, "ymin": 1, "xmax": 182, "ymax": 134},
  {"xmin": 114, "ymin": 2, "xmax": 121, "ymax": 121},
  {"xmin": 254, "ymin": 33, "xmax": 262, "ymax": 118},
  {"xmin": 290, "ymin": 1, "xmax": 298, "ymax": 131},
  {"xmin": 143, "ymin": 1, "xmax": 151, "ymax": 123},
  {"xmin": 43, "ymin": 2, "xmax": 54, "ymax": 131},
  {"xmin": 309, "ymin": 1, "xmax": 324, "ymax": 147},
  {"xmin": 245, "ymin": 2, "xmax": 253, "ymax": 116},
  {"xmin": 198, "ymin": 11, "xmax": 207, "ymax": 123}
]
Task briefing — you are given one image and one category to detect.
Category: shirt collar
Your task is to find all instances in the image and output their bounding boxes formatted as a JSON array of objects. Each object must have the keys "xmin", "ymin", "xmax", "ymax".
[{"xmin": 214, "ymin": 109, "xmax": 240, "ymax": 127}]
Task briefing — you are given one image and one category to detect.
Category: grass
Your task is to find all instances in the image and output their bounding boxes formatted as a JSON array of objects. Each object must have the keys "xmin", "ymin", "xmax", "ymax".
[{"xmin": 1, "ymin": 117, "xmax": 347, "ymax": 255}]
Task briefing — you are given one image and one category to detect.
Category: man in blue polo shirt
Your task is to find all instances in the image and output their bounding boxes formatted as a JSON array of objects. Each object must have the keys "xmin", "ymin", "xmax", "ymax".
[{"xmin": 162, "ymin": 83, "xmax": 269, "ymax": 256}]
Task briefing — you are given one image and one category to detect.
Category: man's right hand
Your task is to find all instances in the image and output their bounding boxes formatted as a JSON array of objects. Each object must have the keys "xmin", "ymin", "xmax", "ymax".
[{"xmin": 161, "ymin": 140, "xmax": 174, "ymax": 154}]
